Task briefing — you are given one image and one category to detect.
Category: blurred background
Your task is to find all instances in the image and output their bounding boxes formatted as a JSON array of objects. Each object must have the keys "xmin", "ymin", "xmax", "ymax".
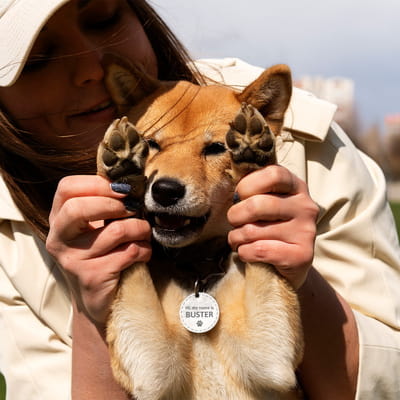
[
  {"xmin": 0, "ymin": 3, "xmax": 398, "ymax": 398},
  {"xmin": 153, "ymin": 0, "xmax": 400, "ymax": 202}
]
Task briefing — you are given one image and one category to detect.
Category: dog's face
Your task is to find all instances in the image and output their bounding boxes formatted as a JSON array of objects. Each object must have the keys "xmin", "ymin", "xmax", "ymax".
[
  {"xmin": 129, "ymin": 81, "xmax": 239, "ymax": 248},
  {"xmin": 105, "ymin": 60, "xmax": 291, "ymax": 249}
]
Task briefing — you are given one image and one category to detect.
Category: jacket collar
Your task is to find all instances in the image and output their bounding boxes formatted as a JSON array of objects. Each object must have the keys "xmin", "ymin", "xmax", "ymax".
[{"xmin": 284, "ymin": 87, "xmax": 337, "ymax": 142}]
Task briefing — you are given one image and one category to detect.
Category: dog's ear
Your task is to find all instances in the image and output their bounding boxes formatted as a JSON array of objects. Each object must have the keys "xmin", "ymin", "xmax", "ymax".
[
  {"xmin": 103, "ymin": 54, "xmax": 160, "ymax": 110},
  {"xmin": 237, "ymin": 64, "xmax": 292, "ymax": 134}
]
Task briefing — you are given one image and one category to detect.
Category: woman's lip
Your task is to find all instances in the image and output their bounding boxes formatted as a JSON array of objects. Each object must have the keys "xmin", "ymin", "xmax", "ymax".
[
  {"xmin": 70, "ymin": 100, "xmax": 114, "ymax": 117},
  {"xmin": 68, "ymin": 101, "xmax": 117, "ymax": 123}
]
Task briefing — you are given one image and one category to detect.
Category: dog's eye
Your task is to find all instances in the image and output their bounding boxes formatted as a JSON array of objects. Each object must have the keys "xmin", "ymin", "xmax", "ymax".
[
  {"xmin": 203, "ymin": 142, "xmax": 227, "ymax": 156},
  {"xmin": 146, "ymin": 139, "xmax": 160, "ymax": 151}
]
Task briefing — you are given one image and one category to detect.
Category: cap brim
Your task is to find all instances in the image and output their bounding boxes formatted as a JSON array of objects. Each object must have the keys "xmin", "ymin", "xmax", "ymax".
[{"xmin": 0, "ymin": 0, "xmax": 71, "ymax": 87}]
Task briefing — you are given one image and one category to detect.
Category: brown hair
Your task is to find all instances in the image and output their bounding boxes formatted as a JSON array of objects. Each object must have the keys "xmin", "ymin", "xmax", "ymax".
[{"xmin": 0, "ymin": 0, "xmax": 203, "ymax": 241}]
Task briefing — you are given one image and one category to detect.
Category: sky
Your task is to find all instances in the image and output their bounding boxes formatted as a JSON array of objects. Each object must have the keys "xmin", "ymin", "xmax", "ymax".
[{"xmin": 152, "ymin": 0, "xmax": 400, "ymax": 132}]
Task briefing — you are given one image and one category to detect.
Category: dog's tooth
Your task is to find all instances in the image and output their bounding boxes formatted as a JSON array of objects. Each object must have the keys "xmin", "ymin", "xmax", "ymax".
[{"xmin": 155, "ymin": 216, "xmax": 161, "ymax": 226}]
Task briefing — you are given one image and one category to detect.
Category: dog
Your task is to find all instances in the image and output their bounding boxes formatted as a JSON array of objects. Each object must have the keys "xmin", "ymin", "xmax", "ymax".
[{"xmin": 96, "ymin": 59, "xmax": 303, "ymax": 399}]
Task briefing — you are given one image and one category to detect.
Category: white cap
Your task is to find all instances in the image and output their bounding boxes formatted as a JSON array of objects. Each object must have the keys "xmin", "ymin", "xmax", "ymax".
[{"xmin": 0, "ymin": 0, "xmax": 71, "ymax": 87}]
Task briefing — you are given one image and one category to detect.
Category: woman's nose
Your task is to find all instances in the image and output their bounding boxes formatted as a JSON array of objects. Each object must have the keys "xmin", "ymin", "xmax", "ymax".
[
  {"xmin": 69, "ymin": 31, "xmax": 105, "ymax": 87},
  {"xmin": 74, "ymin": 51, "xmax": 105, "ymax": 87}
]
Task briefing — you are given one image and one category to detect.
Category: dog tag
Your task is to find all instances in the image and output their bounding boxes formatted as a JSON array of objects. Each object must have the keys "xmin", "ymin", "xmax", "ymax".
[{"xmin": 179, "ymin": 292, "xmax": 220, "ymax": 333}]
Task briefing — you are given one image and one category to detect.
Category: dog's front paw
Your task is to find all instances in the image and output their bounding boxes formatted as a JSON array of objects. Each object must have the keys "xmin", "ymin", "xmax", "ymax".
[
  {"xmin": 226, "ymin": 103, "xmax": 276, "ymax": 179},
  {"xmin": 97, "ymin": 116, "xmax": 148, "ymax": 199}
]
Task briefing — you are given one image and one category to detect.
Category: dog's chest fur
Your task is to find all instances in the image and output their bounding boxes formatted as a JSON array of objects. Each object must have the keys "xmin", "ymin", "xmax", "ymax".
[{"xmin": 108, "ymin": 254, "xmax": 302, "ymax": 400}]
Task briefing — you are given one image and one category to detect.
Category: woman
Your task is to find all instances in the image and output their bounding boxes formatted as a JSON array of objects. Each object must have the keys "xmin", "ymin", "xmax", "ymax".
[{"xmin": 0, "ymin": 0, "xmax": 399, "ymax": 399}]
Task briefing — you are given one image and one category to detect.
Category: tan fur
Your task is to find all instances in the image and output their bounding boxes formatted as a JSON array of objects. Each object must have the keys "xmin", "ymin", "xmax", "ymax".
[{"xmin": 98, "ymin": 60, "xmax": 303, "ymax": 399}]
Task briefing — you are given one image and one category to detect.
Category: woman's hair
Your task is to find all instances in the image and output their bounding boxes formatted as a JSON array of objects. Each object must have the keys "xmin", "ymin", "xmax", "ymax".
[{"xmin": 0, "ymin": 0, "xmax": 203, "ymax": 241}]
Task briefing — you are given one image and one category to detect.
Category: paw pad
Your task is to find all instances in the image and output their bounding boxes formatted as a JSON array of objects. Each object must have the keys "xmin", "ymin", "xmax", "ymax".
[
  {"xmin": 97, "ymin": 116, "xmax": 148, "ymax": 198},
  {"xmin": 226, "ymin": 103, "xmax": 276, "ymax": 171}
]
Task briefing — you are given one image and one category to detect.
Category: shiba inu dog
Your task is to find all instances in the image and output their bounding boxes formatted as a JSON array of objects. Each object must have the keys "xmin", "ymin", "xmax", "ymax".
[{"xmin": 97, "ymin": 59, "xmax": 303, "ymax": 399}]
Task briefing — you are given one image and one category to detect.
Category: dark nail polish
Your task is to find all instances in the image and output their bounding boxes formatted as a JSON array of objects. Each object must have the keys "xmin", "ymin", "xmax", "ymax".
[
  {"xmin": 111, "ymin": 182, "xmax": 131, "ymax": 194},
  {"xmin": 233, "ymin": 192, "xmax": 241, "ymax": 204}
]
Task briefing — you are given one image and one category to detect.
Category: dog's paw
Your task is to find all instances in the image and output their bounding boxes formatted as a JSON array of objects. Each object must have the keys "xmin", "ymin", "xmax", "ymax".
[
  {"xmin": 226, "ymin": 103, "xmax": 276, "ymax": 178},
  {"xmin": 97, "ymin": 116, "xmax": 148, "ymax": 199}
]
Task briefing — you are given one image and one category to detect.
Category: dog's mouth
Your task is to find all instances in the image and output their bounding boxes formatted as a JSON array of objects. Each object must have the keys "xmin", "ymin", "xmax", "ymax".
[{"xmin": 148, "ymin": 211, "xmax": 210, "ymax": 247}]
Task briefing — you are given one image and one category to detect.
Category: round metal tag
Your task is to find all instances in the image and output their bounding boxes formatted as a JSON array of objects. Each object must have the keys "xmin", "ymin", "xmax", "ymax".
[{"xmin": 179, "ymin": 292, "xmax": 220, "ymax": 333}]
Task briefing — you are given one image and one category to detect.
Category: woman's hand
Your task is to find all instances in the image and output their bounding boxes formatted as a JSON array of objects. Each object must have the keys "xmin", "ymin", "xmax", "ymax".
[
  {"xmin": 227, "ymin": 165, "xmax": 319, "ymax": 289},
  {"xmin": 46, "ymin": 175, "xmax": 152, "ymax": 325}
]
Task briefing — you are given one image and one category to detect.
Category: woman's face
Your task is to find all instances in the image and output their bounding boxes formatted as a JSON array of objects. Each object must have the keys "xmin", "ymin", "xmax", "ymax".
[{"xmin": 0, "ymin": 0, "xmax": 158, "ymax": 149}]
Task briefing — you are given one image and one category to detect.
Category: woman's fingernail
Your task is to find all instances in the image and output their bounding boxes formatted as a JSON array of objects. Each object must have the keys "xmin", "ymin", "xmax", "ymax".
[
  {"xmin": 111, "ymin": 182, "xmax": 131, "ymax": 194},
  {"xmin": 233, "ymin": 192, "xmax": 241, "ymax": 204},
  {"xmin": 123, "ymin": 197, "xmax": 142, "ymax": 212}
]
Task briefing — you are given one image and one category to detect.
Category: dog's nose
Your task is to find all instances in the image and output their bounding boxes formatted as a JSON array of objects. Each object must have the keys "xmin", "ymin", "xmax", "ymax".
[{"xmin": 152, "ymin": 178, "xmax": 186, "ymax": 207}]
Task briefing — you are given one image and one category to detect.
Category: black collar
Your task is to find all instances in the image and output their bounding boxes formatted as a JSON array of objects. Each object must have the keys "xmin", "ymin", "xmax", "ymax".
[{"xmin": 150, "ymin": 237, "xmax": 231, "ymax": 291}]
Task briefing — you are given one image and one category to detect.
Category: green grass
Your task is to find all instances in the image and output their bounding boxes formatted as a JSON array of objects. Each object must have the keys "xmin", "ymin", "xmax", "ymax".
[
  {"xmin": 0, "ymin": 373, "xmax": 5, "ymax": 400},
  {"xmin": 390, "ymin": 202, "xmax": 400, "ymax": 236}
]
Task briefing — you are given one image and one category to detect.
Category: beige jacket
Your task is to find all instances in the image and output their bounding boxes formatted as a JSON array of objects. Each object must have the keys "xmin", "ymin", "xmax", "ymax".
[{"xmin": 1, "ymin": 58, "xmax": 400, "ymax": 399}]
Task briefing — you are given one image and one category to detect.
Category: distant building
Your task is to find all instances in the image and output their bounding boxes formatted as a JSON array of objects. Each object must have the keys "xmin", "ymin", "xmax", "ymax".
[{"xmin": 385, "ymin": 114, "xmax": 400, "ymax": 136}]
